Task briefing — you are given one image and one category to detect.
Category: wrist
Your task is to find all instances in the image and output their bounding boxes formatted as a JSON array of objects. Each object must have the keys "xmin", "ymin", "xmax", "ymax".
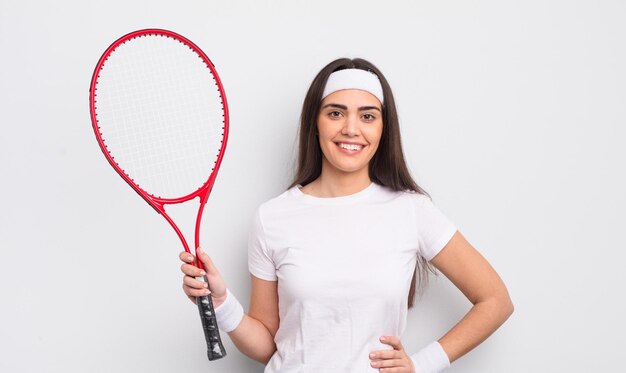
[
  {"xmin": 211, "ymin": 293, "xmax": 228, "ymax": 309},
  {"xmin": 410, "ymin": 341, "xmax": 450, "ymax": 373},
  {"xmin": 213, "ymin": 288, "xmax": 244, "ymax": 332}
]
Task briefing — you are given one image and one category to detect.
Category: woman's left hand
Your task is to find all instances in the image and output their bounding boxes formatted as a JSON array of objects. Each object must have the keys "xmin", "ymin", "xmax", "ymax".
[{"xmin": 369, "ymin": 336, "xmax": 415, "ymax": 372}]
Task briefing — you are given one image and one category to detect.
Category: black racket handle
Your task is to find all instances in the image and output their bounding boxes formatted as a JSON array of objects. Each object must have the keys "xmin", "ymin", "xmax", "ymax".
[{"xmin": 196, "ymin": 275, "xmax": 226, "ymax": 361}]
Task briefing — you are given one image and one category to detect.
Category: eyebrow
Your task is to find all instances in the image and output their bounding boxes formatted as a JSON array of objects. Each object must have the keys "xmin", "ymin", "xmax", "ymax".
[{"xmin": 321, "ymin": 103, "xmax": 381, "ymax": 112}]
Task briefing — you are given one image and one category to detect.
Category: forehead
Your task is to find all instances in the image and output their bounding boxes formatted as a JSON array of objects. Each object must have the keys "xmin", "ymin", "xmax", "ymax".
[{"xmin": 320, "ymin": 89, "xmax": 382, "ymax": 109}]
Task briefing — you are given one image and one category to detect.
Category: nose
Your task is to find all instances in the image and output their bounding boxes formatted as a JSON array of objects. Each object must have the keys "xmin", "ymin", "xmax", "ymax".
[{"xmin": 341, "ymin": 114, "xmax": 358, "ymax": 137}]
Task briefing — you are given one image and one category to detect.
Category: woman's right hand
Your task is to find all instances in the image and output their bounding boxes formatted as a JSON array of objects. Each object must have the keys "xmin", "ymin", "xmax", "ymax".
[{"xmin": 180, "ymin": 246, "xmax": 228, "ymax": 308}]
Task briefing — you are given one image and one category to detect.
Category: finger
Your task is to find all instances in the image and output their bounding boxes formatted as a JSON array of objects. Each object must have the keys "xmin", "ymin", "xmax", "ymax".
[
  {"xmin": 180, "ymin": 263, "xmax": 206, "ymax": 277},
  {"xmin": 379, "ymin": 367, "xmax": 405, "ymax": 373},
  {"xmin": 183, "ymin": 275, "xmax": 209, "ymax": 290},
  {"xmin": 380, "ymin": 336, "xmax": 404, "ymax": 350},
  {"xmin": 370, "ymin": 349, "xmax": 401, "ymax": 360},
  {"xmin": 179, "ymin": 251, "xmax": 195, "ymax": 263},
  {"xmin": 370, "ymin": 358, "xmax": 404, "ymax": 369},
  {"xmin": 183, "ymin": 283, "xmax": 211, "ymax": 298},
  {"xmin": 182, "ymin": 284, "xmax": 198, "ymax": 304}
]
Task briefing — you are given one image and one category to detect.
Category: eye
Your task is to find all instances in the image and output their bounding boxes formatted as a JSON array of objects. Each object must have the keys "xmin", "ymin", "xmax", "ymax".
[
  {"xmin": 328, "ymin": 110, "xmax": 342, "ymax": 118},
  {"xmin": 362, "ymin": 113, "xmax": 376, "ymax": 121}
]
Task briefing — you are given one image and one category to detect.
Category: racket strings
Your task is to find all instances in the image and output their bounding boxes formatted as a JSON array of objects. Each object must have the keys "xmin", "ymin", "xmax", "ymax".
[{"xmin": 95, "ymin": 35, "xmax": 225, "ymax": 199}]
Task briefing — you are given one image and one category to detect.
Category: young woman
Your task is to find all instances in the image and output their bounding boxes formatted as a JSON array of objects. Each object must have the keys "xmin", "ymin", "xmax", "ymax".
[{"xmin": 180, "ymin": 58, "xmax": 514, "ymax": 372}]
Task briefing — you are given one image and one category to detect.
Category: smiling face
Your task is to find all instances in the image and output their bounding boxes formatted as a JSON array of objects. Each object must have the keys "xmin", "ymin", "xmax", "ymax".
[{"xmin": 316, "ymin": 89, "xmax": 383, "ymax": 180}]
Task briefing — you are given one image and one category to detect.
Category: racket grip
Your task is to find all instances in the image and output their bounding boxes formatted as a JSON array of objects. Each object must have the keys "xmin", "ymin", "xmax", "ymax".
[{"xmin": 196, "ymin": 276, "xmax": 227, "ymax": 361}]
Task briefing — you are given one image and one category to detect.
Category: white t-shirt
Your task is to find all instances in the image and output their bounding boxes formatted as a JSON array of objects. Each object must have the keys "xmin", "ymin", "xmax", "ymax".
[{"xmin": 248, "ymin": 182, "xmax": 457, "ymax": 373}]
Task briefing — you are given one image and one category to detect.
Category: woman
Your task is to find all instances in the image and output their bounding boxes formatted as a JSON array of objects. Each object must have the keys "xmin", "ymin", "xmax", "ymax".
[{"xmin": 180, "ymin": 58, "xmax": 514, "ymax": 372}]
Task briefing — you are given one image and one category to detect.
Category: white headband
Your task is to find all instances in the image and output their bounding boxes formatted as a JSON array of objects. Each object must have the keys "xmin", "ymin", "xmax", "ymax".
[{"xmin": 322, "ymin": 68, "xmax": 384, "ymax": 104}]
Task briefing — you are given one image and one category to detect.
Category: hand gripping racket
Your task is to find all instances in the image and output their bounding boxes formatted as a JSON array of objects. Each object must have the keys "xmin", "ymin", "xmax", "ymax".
[{"xmin": 89, "ymin": 29, "xmax": 228, "ymax": 360}]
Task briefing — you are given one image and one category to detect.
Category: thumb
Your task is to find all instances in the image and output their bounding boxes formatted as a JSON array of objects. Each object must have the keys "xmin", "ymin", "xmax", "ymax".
[
  {"xmin": 196, "ymin": 246, "xmax": 227, "ymax": 299},
  {"xmin": 196, "ymin": 246, "xmax": 219, "ymax": 274}
]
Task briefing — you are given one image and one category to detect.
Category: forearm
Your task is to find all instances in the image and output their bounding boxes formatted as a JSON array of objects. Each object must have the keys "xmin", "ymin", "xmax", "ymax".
[
  {"xmin": 227, "ymin": 313, "xmax": 277, "ymax": 364},
  {"xmin": 437, "ymin": 297, "xmax": 514, "ymax": 363}
]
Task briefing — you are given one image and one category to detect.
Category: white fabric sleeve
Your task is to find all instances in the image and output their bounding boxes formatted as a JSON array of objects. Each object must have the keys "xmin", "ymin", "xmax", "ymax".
[
  {"xmin": 247, "ymin": 207, "xmax": 278, "ymax": 281},
  {"xmin": 410, "ymin": 341, "xmax": 451, "ymax": 372},
  {"xmin": 415, "ymin": 195, "xmax": 458, "ymax": 261}
]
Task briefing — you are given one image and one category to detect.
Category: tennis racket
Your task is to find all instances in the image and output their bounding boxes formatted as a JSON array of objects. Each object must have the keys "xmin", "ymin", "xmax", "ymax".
[{"xmin": 89, "ymin": 29, "xmax": 228, "ymax": 361}]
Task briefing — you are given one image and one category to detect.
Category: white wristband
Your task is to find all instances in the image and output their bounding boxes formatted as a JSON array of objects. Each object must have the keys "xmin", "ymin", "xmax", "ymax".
[
  {"xmin": 213, "ymin": 289, "xmax": 244, "ymax": 333},
  {"xmin": 410, "ymin": 341, "xmax": 451, "ymax": 373}
]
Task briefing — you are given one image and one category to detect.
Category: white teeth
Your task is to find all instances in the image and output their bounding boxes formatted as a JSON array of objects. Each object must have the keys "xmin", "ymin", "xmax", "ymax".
[{"xmin": 338, "ymin": 143, "xmax": 363, "ymax": 151}]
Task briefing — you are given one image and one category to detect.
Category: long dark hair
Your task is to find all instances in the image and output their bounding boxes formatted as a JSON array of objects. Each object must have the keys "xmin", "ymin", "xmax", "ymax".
[{"xmin": 289, "ymin": 58, "xmax": 440, "ymax": 309}]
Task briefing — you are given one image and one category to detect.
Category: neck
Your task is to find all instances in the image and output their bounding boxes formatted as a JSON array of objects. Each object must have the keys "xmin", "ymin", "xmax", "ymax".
[{"xmin": 310, "ymin": 161, "xmax": 372, "ymax": 198}]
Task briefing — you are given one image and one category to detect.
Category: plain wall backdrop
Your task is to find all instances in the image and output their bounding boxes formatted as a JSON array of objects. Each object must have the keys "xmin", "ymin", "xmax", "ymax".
[{"xmin": 1, "ymin": 1, "xmax": 624, "ymax": 372}]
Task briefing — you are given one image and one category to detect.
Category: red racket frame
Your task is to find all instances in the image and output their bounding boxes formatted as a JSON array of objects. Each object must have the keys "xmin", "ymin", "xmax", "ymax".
[
  {"xmin": 88, "ymin": 29, "xmax": 230, "ymax": 361},
  {"xmin": 89, "ymin": 29, "xmax": 229, "ymax": 271}
]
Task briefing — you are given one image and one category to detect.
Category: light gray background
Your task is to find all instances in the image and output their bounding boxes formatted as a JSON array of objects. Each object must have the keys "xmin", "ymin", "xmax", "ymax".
[{"xmin": 1, "ymin": 1, "xmax": 624, "ymax": 372}]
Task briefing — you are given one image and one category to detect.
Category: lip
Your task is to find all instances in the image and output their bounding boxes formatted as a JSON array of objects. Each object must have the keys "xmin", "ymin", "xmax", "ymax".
[
  {"xmin": 334, "ymin": 141, "xmax": 367, "ymax": 146},
  {"xmin": 334, "ymin": 141, "xmax": 367, "ymax": 154}
]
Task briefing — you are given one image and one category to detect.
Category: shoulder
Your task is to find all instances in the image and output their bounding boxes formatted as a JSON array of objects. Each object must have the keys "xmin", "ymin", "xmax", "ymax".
[
  {"xmin": 372, "ymin": 185, "xmax": 448, "ymax": 223},
  {"xmin": 400, "ymin": 190, "xmax": 448, "ymax": 216},
  {"xmin": 254, "ymin": 186, "xmax": 300, "ymax": 220},
  {"xmin": 372, "ymin": 183, "xmax": 431, "ymax": 205},
  {"xmin": 404, "ymin": 189, "xmax": 434, "ymax": 206}
]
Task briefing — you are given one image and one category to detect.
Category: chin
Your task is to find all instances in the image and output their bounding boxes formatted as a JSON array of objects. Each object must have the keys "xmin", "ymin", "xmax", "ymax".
[{"xmin": 331, "ymin": 163, "xmax": 370, "ymax": 175}]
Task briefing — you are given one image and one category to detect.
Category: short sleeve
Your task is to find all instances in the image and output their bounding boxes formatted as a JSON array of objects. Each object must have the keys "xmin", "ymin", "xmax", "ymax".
[
  {"xmin": 247, "ymin": 207, "xmax": 278, "ymax": 281},
  {"xmin": 414, "ymin": 195, "xmax": 458, "ymax": 261}
]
